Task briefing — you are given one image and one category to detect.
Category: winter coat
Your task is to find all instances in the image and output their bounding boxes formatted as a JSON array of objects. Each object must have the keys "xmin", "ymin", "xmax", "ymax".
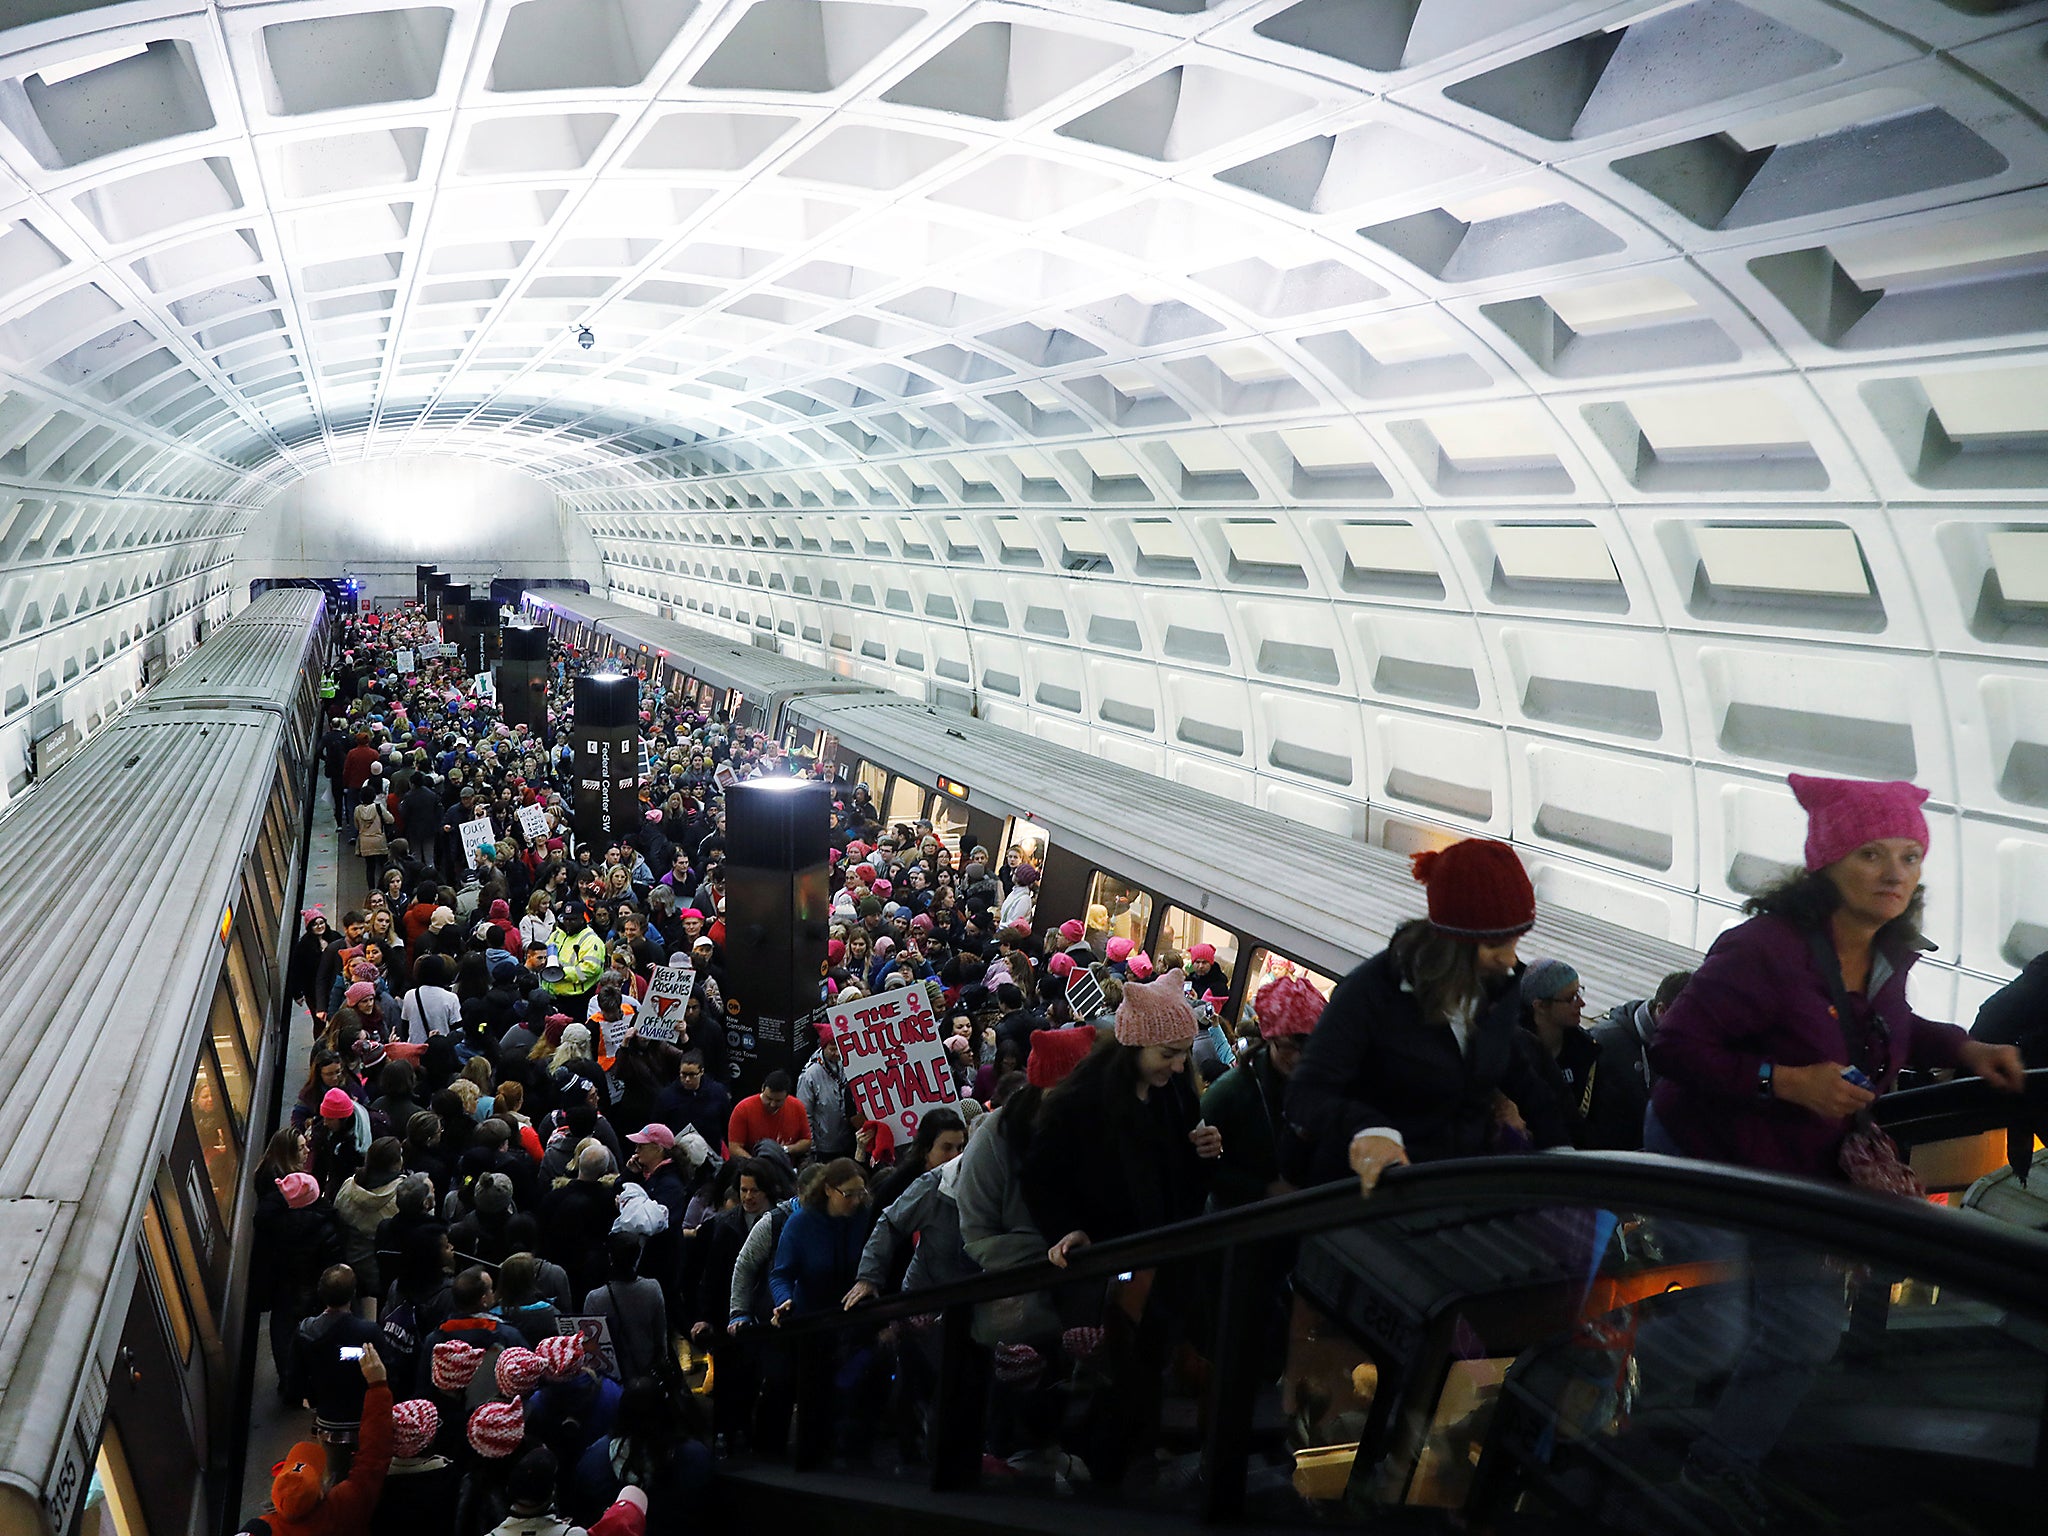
[
  {"xmin": 334, "ymin": 1173, "xmax": 402, "ymax": 1293},
  {"xmin": 768, "ymin": 1206, "xmax": 867, "ymax": 1317},
  {"xmin": 356, "ymin": 800, "xmax": 395, "ymax": 856},
  {"xmin": 856, "ymin": 1163, "xmax": 977, "ymax": 1294},
  {"xmin": 1023, "ymin": 1067, "xmax": 1210, "ymax": 1246},
  {"xmin": 1285, "ymin": 949, "xmax": 1569, "ymax": 1183},
  {"xmin": 1651, "ymin": 913, "xmax": 1966, "ymax": 1181},
  {"xmin": 1199, "ymin": 1045, "xmax": 1290, "ymax": 1209},
  {"xmin": 1971, "ymin": 951, "xmax": 2048, "ymax": 1068}
]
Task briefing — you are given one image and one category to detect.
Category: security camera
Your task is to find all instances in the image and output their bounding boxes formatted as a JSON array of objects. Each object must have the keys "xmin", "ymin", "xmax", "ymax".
[{"xmin": 576, "ymin": 326, "xmax": 595, "ymax": 350}]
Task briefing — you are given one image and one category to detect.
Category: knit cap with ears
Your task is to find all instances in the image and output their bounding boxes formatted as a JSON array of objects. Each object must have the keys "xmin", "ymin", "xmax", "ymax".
[
  {"xmin": 318, "ymin": 1089, "xmax": 356, "ymax": 1121},
  {"xmin": 278, "ymin": 1172, "xmax": 321, "ymax": 1209},
  {"xmin": 1409, "ymin": 839, "xmax": 1536, "ymax": 942},
  {"xmin": 1114, "ymin": 969, "xmax": 1197, "ymax": 1047},
  {"xmin": 1788, "ymin": 773, "xmax": 1931, "ymax": 871}
]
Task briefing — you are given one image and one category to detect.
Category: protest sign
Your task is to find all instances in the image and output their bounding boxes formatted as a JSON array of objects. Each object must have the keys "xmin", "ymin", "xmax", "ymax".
[
  {"xmin": 458, "ymin": 815, "xmax": 496, "ymax": 870},
  {"xmin": 638, "ymin": 962, "xmax": 695, "ymax": 1043},
  {"xmin": 555, "ymin": 1316, "xmax": 619, "ymax": 1380},
  {"xmin": 473, "ymin": 672, "xmax": 493, "ymax": 697},
  {"xmin": 394, "ymin": 649, "xmax": 415, "ymax": 672},
  {"xmin": 1066, "ymin": 968, "xmax": 1106, "ymax": 1021},
  {"xmin": 713, "ymin": 763, "xmax": 739, "ymax": 792},
  {"xmin": 830, "ymin": 980, "xmax": 958, "ymax": 1141},
  {"xmin": 516, "ymin": 803, "xmax": 549, "ymax": 841}
]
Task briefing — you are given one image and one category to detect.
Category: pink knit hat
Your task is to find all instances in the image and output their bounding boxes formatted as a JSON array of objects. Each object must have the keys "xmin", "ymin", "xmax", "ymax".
[
  {"xmin": 343, "ymin": 981, "xmax": 378, "ymax": 1008},
  {"xmin": 391, "ymin": 1400, "xmax": 439, "ymax": 1458},
  {"xmin": 430, "ymin": 1339, "xmax": 483, "ymax": 1393},
  {"xmin": 1254, "ymin": 977, "xmax": 1324, "ymax": 1040},
  {"xmin": 1114, "ymin": 969, "xmax": 1196, "ymax": 1046},
  {"xmin": 318, "ymin": 1088, "xmax": 356, "ymax": 1121},
  {"xmin": 467, "ymin": 1398, "xmax": 525, "ymax": 1458},
  {"xmin": 1047, "ymin": 952, "xmax": 1076, "ymax": 979},
  {"xmin": 278, "ymin": 1172, "xmax": 320, "ymax": 1208},
  {"xmin": 494, "ymin": 1346, "xmax": 544, "ymax": 1398},
  {"xmin": 1105, "ymin": 936, "xmax": 1133, "ymax": 962},
  {"xmin": 1789, "ymin": 773, "xmax": 1930, "ymax": 871},
  {"xmin": 1126, "ymin": 951, "xmax": 1156, "ymax": 982},
  {"xmin": 1057, "ymin": 919, "xmax": 1086, "ymax": 945}
]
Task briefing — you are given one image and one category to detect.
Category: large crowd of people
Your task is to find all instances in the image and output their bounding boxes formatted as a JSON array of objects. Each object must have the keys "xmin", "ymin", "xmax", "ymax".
[{"xmin": 244, "ymin": 598, "xmax": 2036, "ymax": 1536}]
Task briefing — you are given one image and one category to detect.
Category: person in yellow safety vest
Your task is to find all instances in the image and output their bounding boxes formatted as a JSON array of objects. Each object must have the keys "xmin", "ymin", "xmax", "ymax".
[{"xmin": 546, "ymin": 901, "xmax": 608, "ymax": 1018}]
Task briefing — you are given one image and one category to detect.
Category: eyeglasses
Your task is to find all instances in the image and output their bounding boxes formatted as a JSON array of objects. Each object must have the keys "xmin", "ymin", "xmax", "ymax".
[{"xmin": 828, "ymin": 1184, "xmax": 868, "ymax": 1202}]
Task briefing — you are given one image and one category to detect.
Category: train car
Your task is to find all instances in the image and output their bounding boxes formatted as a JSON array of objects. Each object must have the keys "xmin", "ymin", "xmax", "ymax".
[
  {"xmin": 782, "ymin": 690, "xmax": 1700, "ymax": 1026},
  {"xmin": 520, "ymin": 589, "xmax": 887, "ymax": 737},
  {"xmin": 524, "ymin": 588, "xmax": 1696, "ymax": 1019},
  {"xmin": 0, "ymin": 590, "xmax": 327, "ymax": 1536}
]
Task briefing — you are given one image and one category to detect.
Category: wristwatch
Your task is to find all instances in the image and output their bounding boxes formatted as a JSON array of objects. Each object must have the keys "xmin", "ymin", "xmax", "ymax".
[{"xmin": 1757, "ymin": 1061, "xmax": 1775, "ymax": 1100}]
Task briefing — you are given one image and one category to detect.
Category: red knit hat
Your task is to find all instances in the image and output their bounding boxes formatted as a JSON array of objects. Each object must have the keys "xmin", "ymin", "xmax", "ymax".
[
  {"xmin": 1410, "ymin": 840, "xmax": 1535, "ymax": 941},
  {"xmin": 1254, "ymin": 976, "xmax": 1325, "ymax": 1039},
  {"xmin": 1026, "ymin": 1025, "xmax": 1097, "ymax": 1087}
]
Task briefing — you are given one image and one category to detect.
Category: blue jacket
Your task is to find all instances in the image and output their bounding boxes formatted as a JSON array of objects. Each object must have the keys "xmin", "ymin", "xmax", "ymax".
[{"xmin": 768, "ymin": 1207, "xmax": 867, "ymax": 1316}]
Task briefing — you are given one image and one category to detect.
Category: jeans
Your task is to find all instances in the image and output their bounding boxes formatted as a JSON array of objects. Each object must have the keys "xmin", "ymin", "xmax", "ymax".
[{"xmin": 1633, "ymin": 1217, "xmax": 1849, "ymax": 1470}]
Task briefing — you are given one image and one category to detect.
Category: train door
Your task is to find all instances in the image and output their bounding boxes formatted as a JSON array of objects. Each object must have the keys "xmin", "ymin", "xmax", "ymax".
[{"xmin": 100, "ymin": 1272, "xmax": 199, "ymax": 1536}]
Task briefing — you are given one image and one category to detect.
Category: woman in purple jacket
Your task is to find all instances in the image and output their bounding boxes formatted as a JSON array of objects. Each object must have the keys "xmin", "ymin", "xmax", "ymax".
[
  {"xmin": 1650, "ymin": 773, "xmax": 2022, "ymax": 1172},
  {"xmin": 1643, "ymin": 774, "xmax": 2024, "ymax": 1520}
]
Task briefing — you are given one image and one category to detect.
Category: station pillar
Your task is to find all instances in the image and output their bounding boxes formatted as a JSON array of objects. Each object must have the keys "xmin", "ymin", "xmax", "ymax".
[
  {"xmin": 573, "ymin": 671, "xmax": 639, "ymax": 852},
  {"xmin": 721, "ymin": 779, "xmax": 831, "ymax": 1096},
  {"xmin": 463, "ymin": 597, "xmax": 500, "ymax": 673},
  {"xmin": 497, "ymin": 624, "xmax": 549, "ymax": 731}
]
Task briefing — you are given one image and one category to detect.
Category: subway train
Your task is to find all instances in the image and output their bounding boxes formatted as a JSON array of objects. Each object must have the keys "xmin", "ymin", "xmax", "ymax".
[
  {"xmin": 0, "ymin": 589, "xmax": 329, "ymax": 1536},
  {"xmin": 523, "ymin": 588, "xmax": 1699, "ymax": 1016}
]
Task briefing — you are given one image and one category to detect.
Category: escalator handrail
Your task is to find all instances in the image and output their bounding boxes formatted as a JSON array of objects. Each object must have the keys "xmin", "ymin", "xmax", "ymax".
[
  {"xmin": 1872, "ymin": 1065, "xmax": 2048, "ymax": 1144},
  {"xmin": 773, "ymin": 1149, "xmax": 2048, "ymax": 1340}
]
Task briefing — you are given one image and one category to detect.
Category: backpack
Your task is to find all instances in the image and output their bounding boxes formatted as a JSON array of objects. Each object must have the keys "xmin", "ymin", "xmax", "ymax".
[{"xmin": 380, "ymin": 1285, "xmax": 423, "ymax": 1386}]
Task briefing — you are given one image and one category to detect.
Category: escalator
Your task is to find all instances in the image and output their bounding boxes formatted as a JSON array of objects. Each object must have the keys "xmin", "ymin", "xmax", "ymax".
[{"xmin": 711, "ymin": 1076, "xmax": 2048, "ymax": 1534}]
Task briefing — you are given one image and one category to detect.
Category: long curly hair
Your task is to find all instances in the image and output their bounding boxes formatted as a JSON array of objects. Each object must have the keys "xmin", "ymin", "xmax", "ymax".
[{"xmin": 1744, "ymin": 867, "xmax": 1927, "ymax": 956}]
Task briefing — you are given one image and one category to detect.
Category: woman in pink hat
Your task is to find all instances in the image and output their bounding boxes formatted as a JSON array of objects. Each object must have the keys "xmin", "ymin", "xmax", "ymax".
[
  {"xmin": 1646, "ymin": 774, "xmax": 2024, "ymax": 1509},
  {"xmin": 1651, "ymin": 774, "xmax": 2024, "ymax": 1177}
]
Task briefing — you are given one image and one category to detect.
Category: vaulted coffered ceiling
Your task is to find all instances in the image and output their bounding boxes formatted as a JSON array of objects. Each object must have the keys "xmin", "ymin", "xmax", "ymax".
[{"xmin": 3, "ymin": 0, "xmax": 2047, "ymax": 1008}]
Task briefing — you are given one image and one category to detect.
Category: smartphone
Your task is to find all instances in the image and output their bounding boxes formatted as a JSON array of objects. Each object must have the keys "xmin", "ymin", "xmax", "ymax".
[
  {"xmin": 338, "ymin": 1345, "xmax": 364, "ymax": 1361},
  {"xmin": 1840, "ymin": 1066, "xmax": 1875, "ymax": 1092}
]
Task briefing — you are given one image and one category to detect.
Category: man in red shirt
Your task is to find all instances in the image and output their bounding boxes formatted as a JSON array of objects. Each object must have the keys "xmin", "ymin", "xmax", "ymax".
[{"xmin": 725, "ymin": 1070, "xmax": 811, "ymax": 1160}]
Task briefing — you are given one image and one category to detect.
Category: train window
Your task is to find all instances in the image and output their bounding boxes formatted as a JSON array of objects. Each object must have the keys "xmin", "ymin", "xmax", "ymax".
[
  {"xmin": 1233, "ymin": 947, "xmax": 1339, "ymax": 1033},
  {"xmin": 209, "ymin": 981, "xmax": 254, "ymax": 1127},
  {"xmin": 80, "ymin": 1424, "xmax": 148, "ymax": 1536},
  {"xmin": 224, "ymin": 922, "xmax": 267, "ymax": 1062},
  {"xmin": 1002, "ymin": 817, "xmax": 1048, "ymax": 872},
  {"xmin": 140, "ymin": 1200, "xmax": 194, "ymax": 1364},
  {"xmin": 1156, "ymin": 906, "xmax": 1241, "ymax": 984},
  {"xmin": 885, "ymin": 774, "xmax": 928, "ymax": 827},
  {"xmin": 1087, "ymin": 872, "xmax": 1153, "ymax": 952},
  {"xmin": 929, "ymin": 793, "xmax": 969, "ymax": 863},
  {"xmin": 856, "ymin": 759, "xmax": 888, "ymax": 804},
  {"xmin": 187, "ymin": 1053, "xmax": 238, "ymax": 1226}
]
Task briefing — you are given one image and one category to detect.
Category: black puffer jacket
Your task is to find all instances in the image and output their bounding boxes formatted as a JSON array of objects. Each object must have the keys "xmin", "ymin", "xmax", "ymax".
[{"xmin": 1285, "ymin": 949, "xmax": 1568, "ymax": 1182}]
